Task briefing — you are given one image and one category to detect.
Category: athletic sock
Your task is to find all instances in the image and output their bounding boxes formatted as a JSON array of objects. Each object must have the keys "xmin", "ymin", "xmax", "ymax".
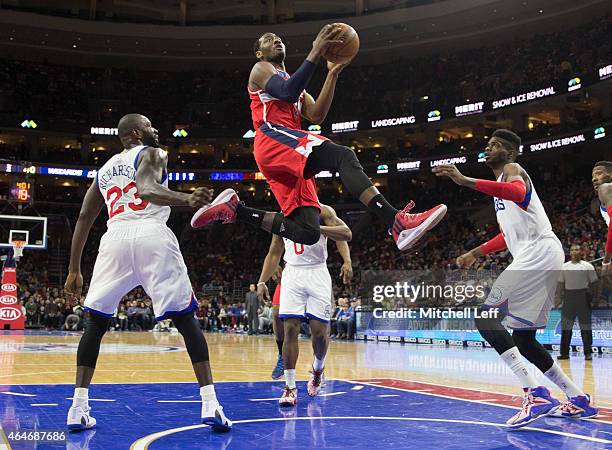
[
  {"xmin": 285, "ymin": 369, "xmax": 296, "ymax": 389},
  {"xmin": 313, "ymin": 357, "xmax": 325, "ymax": 371},
  {"xmin": 72, "ymin": 387, "xmax": 89, "ymax": 408},
  {"xmin": 367, "ymin": 194, "xmax": 398, "ymax": 227},
  {"xmin": 276, "ymin": 340, "xmax": 284, "ymax": 356},
  {"xmin": 200, "ymin": 384, "xmax": 219, "ymax": 415},
  {"xmin": 544, "ymin": 362, "xmax": 585, "ymax": 397},
  {"xmin": 500, "ymin": 347, "xmax": 538, "ymax": 390},
  {"xmin": 236, "ymin": 203, "xmax": 265, "ymax": 228},
  {"xmin": 200, "ymin": 384, "xmax": 218, "ymax": 402}
]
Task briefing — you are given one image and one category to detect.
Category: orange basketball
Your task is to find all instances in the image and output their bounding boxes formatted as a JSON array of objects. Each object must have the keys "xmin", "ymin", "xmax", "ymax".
[{"xmin": 324, "ymin": 23, "xmax": 359, "ymax": 64}]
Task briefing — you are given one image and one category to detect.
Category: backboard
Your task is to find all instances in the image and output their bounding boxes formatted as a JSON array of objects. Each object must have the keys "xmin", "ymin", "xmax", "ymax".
[{"xmin": 0, "ymin": 215, "xmax": 48, "ymax": 249}]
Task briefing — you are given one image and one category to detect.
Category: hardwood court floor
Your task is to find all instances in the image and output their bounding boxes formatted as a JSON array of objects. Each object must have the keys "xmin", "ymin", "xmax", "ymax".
[
  {"xmin": 1, "ymin": 330, "xmax": 610, "ymax": 406},
  {"xmin": 2, "ymin": 331, "xmax": 612, "ymax": 449}
]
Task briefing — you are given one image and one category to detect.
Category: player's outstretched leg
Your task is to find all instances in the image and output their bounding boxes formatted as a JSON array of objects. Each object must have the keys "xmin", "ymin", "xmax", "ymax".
[
  {"xmin": 474, "ymin": 313, "xmax": 560, "ymax": 428},
  {"xmin": 307, "ymin": 319, "xmax": 328, "ymax": 397},
  {"xmin": 304, "ymin": 141, "xmax": 447, "ymax": 250},
  {"xmin": 172, "ymin": 312, "xmax": 232, "ymax": 431},
  {"xmin": 271, "ymin": 305, "xmax": 284, "ymax": 380},
  {"xmin": 512, "ymin": 330, "xmax": 598, "ymax": 419},
  {"xmin": 67, "ymin": 313, "xmax": 109, "ymax": 431},
  {"xmin": 191, "ymin": 140, "xmax": 447, "ymax": 251},
  {"xmin": 279, "ymin": 318, "xmax": 300, "ymax": 407}
]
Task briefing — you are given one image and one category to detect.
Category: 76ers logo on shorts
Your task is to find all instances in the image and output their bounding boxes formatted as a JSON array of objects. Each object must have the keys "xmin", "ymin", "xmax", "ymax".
[
  {"xmin": 2, "ymin": 284, "xmax": 17, "ymax": 292},
  {"xmin": 324, "ymin": 304, "xmax": 331, "ymax": 319}
]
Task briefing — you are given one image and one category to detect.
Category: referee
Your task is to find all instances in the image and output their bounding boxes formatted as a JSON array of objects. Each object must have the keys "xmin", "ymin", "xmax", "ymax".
[{"xmin": 557, "ymin": 245, "xmax": 598, "ymax": 360}]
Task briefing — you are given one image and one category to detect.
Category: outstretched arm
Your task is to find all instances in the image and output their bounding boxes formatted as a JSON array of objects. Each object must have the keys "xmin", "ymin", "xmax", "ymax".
[
  {"xmin": 301, "ymin": 61, "xmax": 349, "ymax": 124},
  {"xmin": 433, "ymin": 163, "xmax": 528, "ymax": 202},
  {"xmin": 320, "ymin": 204, "xmax": 352, "ymax": 242},
  {"xmin": 135, "ymin": 147, "xmax": 211, "ymax": 207},
  {"xmin": 248, "ymin": 24, "xmax": 343, "ymax": 102},
  {"xmin": 65, "ymin": 180, "xmax": 105, "ymax": 296},
  {"xmin": 320, "ymin": 204, "xmax": 353, "ymax": 285},
  {"xmin": 456, "ymin": 233, "xmax": 507, "ymax": 268},
  {"xmin": 258, "ymin": 235, "xmax": 285, "ymax": 299}
]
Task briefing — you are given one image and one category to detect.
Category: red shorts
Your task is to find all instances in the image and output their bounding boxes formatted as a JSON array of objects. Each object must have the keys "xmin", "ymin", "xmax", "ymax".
[
  {"xmin": 254, "ymin": 122, "xmax": 328, "ymax": 216},
  {"xmin": 272, "ymin": 282, "xmax": 281, "ymax": 306}
]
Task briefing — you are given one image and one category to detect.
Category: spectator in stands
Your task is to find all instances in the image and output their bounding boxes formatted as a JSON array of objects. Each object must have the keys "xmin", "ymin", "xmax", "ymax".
[
  {"xmin": 245, "ymin": 284, "xmax": 259, "ymax": 335},
  {"xmin": 258, "ymin": 300, "xmax": 272, "ymax": 334},
  {"xmin": 336, "ymin": 298, "xmax": 355, "ymax": 340}
]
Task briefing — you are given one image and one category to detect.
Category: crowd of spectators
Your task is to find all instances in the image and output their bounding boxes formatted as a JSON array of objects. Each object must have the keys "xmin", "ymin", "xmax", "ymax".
[{"xmin": 13, "ymin": 165, "xmax": 610, "ymax": 337}]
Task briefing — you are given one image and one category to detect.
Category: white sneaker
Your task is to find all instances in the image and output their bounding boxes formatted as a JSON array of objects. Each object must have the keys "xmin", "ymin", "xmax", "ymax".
[
  {"xmin": 67, "ymin": 405, "xmax": 96, "ymax": 431},
  {"xmin": 202, "ymin": 401, "xmax": 232, "ymax": 432}
]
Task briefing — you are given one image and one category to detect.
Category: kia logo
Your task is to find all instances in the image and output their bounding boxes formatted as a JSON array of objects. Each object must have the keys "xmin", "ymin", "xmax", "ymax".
[
  {"xmin": 0, "ymin": 295, "xmax": 16, "ymax": 305},
  {"xmin": 2, "ymin": 284, "xmax": 16, "ymax": 291},
  {"xmin": 0, "ymin": 308, "xmax": 21, "ymax": 320}
]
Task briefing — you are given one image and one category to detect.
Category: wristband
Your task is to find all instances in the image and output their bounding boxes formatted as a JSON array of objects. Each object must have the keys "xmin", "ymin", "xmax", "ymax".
[{"xmin": 257, "ymin": 282, "xmax": 266, "ymax": 286}]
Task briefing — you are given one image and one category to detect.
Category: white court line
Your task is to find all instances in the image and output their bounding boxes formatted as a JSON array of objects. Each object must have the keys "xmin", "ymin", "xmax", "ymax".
[
  {"xmin": 377, "ymin": 394, "xmax": 400, "ymax": 398},
  {"xmin": 318, "ymin": 392, "xmax": 346, "ymax": 398},
  {"xmin": 30, "ymin": 403, "xmax": 58, "ymax": 406},
  {"xmin": 351, "ymin": 385, "xmax": 364, "ymax": 391},
  {"xmin": 157, "ymin": 400, "xmax": 200, "ymax": 403},
  {"xmin": 0, "ymin": 391, "xmax": 35, "ymax": 397},
  {"xmin": 65, "ymin": 398, "xmax": 116, "ymax": 402},
  {"xmin": 249, "ymin": 397, "xmax": 281, "ymax": 402},
  {"xmin": 130, "ymin": 416, "xmax": 612, "ymax": 450}
]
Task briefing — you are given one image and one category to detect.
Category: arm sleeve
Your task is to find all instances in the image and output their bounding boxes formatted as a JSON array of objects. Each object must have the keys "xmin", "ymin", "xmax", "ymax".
[
  {"xmin": 264, "ymin": 60, "xmax": 317, "ymax": 103},
  {"xmin": 479, "ymin": 233, "xmax": 508, "ymax": 256},
  {"xmin": 474, "ymin": 179, "xmax": 527, "ymax": 202}
]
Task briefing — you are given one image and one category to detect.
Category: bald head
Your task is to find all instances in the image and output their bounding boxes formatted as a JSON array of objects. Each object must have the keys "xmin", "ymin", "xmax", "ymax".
[
  {"xmin": 118, "ymin": 113, "xmax": 146, "ymax": 137},
  {"xmin": 117, "ymin": 113, "xmax": 159, "ymax": 148}
]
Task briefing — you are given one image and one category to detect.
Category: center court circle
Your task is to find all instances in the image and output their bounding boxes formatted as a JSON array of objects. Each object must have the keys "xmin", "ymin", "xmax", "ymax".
[{"xmin": 131, "ymin": 416, "xmax": 612, "ymax": 450}]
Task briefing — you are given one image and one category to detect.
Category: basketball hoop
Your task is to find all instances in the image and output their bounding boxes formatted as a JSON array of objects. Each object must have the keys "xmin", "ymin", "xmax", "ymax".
[{"xmin": 11, "ymin": 240, "xmax": 25, "ymax": 259}]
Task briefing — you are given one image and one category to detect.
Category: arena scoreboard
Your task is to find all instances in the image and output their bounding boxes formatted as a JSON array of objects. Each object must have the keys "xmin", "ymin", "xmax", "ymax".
[{"xmin": 9, "ymin": 179, "xmax": 33, "ymax": 203}]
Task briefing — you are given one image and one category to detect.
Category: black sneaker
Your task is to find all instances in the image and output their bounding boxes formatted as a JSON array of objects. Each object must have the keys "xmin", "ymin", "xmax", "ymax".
[{"xmin": 557, "ymin": 355, "xmax": 570, "ymax": 360}]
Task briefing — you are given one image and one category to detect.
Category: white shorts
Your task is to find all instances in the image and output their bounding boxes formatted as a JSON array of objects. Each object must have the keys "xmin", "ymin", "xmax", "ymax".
[
  {"xmin": 84, "ymin": 221, "xmax": 197, "ymax": 321},
  {"xmin": 279, "ymin": 264, "xmax": 333, "ymax": 323},
  {"xmin": 484, "ymin": 237, "xmax": 564, "ymax": 329}
]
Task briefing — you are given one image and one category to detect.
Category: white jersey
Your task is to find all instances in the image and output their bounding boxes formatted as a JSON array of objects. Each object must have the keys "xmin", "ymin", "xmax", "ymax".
[
  {"xmin": 96, "ymin": 145, "xmax": 170, "ymax": 227},
  {"xmin": 283, "ymin": 234, "xmax": 328, "ymax": 267},
  {"xmin": 601, "ymin": 204, "xmax": 610, "ymax": 226},
  {"xmin": 493, "ymin": 172, "xmax": 560, "ymax": 258}
]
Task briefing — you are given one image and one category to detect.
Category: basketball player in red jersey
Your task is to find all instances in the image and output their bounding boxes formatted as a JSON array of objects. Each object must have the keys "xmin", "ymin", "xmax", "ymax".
[
  {"xmin": 592, "ymin": 161, "xmax": 612, "ymax": 274},
  {"xmin": 192, "ymin": 24, "xmax": 447, "ymax": 251}
]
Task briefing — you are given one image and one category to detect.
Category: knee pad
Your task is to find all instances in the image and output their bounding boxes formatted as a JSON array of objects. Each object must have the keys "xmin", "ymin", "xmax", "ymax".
[
  {"xmin": 295, "ymin": 226, "xmax": 320, "ymax": 246},
  {"xmin": 338, "ymin": 145, "xmax": 363, "ymax": 171}
]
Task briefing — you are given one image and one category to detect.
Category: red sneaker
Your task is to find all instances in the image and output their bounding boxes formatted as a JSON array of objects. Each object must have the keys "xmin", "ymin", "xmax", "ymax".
[
  {"xmin": 279, "ymin": 386, "xmax": 298, "ymax": 407},
  {"xmin": 191, "ymin": 188, "xmax": 240, "ymax": 229},
  {"xmin": 307, "ymin": 367, "xmax": 325, "ymax": 397},
  {"xmin": 391, "ymin": 201, "xmax": 447, "ymax": 251}
]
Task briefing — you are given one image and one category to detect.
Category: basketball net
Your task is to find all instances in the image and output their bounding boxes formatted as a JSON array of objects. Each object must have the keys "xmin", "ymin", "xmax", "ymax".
[{"xmin": 11, "ymin": 240, "xmax": 25, "ymax": 260}]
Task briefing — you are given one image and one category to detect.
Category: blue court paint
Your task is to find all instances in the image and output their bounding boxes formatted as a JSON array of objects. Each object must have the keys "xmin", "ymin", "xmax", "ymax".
[{"xmin": 1, "ymin": 381, "xmax": 610, "ymax": 449}]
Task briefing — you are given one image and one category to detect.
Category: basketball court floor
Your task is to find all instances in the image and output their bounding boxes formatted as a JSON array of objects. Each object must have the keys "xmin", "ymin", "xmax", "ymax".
[{"xmin": 1, "ymin": 330, "xmax": 611, "ymax": 449}]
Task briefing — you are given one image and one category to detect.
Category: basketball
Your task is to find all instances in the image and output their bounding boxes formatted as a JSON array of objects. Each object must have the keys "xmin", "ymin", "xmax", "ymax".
[{"xmin": 324, "ymin": 23, "xmax": 359, "ymax": 64}]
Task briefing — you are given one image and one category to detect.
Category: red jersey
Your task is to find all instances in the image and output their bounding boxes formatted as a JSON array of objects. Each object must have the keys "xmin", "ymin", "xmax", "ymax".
[{"xmin": 248, "ymin": 67, "xmax": 305, "ymax": 130}]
